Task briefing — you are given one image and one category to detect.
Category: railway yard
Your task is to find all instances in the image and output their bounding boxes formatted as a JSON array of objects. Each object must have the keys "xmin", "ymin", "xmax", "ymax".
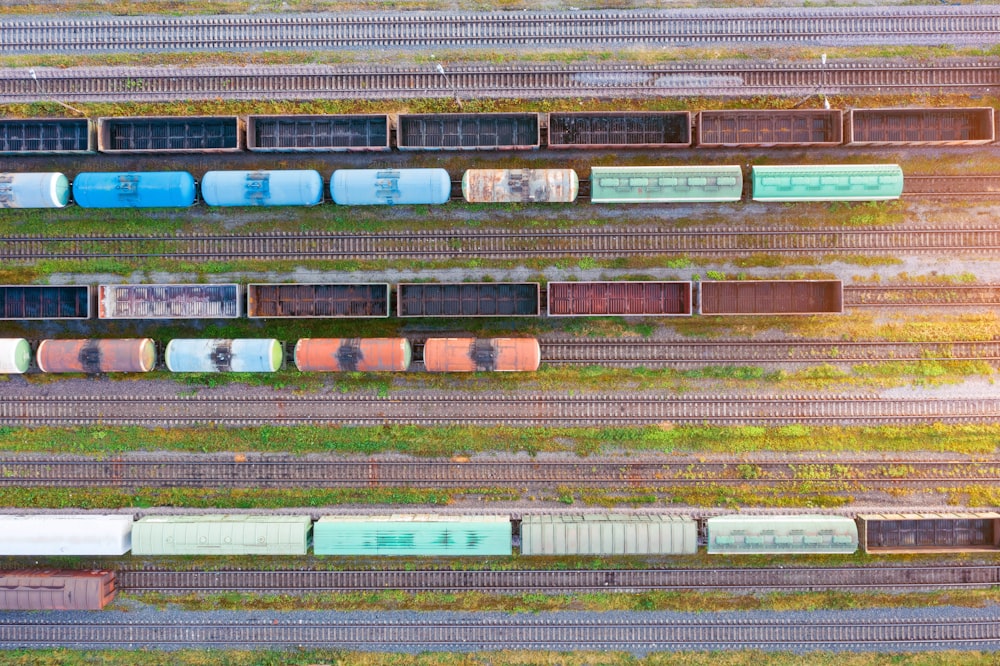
[{"xmin": 2, "ymin": 1, "xmax": 1000, "ymax": 662}]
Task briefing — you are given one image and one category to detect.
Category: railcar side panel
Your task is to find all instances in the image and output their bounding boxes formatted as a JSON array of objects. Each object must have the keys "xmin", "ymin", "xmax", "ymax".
[{"xmin": 314, "ymin": 515, "xmax": 512, "ymax": 556}]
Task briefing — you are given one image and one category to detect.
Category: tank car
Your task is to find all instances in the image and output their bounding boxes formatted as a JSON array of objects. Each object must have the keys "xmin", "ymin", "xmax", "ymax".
[
  {"xmin": 72, "ymin": 171, "xmax": 196, "ymax": 208},
  {"xmin": 294, "ymin": 338, "xmax": 412, "ymax": 372},
  {"xmin": 200, "ymin": 170, "xmax": 323, "ymax": 206},
  {"xmin": 0, "ymin": 338, "xmax": 31, "ymax": 374},
  {"xmin": 36, "ymin": 338, "xmax": 156, "ymax": 373},
  {"xmin": 423, "ymin": 337, "xmax": 540, "ymax": 372},
  {"xmin": 164, "ymin": 338, "xmax": 283, "ymax": 373},
  {"xmin": 462, "ymin": 168, "xmax": 578, "ymax": 203},
  {"xmin": 0, "ymin": 172, "xmax": 69, "ymax": 208},
  {"xmin": 330, "ymin": 168, "xmax": 451, "ymax": 205}
]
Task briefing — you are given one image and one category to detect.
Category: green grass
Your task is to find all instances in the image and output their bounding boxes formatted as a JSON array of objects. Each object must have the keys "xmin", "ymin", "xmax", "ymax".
[
  {"xmin": 2, "ymin": 423, "xmax": 997, "ymax": 457},
  {"xmin": 2, "ymin": 649, "xmax": 997, "ymax": 666},
  {"xmin": 128, "ymin": 586, "xmax": 1000, "ymax": 613}
]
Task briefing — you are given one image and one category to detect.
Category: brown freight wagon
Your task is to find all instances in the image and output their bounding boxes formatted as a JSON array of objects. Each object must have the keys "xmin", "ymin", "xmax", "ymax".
[
  {"xmin": 697, "ymin": 109, "xmax": 843, "ymax": 147},
  {"xmin": 847, "ymin": 108, "xmax": 995, "ymax": 146},
  {"xmin": 547, "ymin": 281, "xmax": 692, "ymax": 317},
  {"xmin": 547, "ymin": 112, "xmax": 691, "ymax": 149},
  {"xmin": 698, "ymin": 280, "xmax": 843, "ymax": 315},
  {"xmin": 0, "ymin": 569, "xmax": 116, "ymax": 610},
  {"xmin": 858, "ymin": 513, "xmax": 1000, "ymax": 554}
]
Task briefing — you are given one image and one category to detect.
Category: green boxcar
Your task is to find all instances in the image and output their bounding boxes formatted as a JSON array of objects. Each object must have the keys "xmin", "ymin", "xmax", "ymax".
[
  {"xmin": 590, "ymin": 165, "xmax": 743, "ymax": 203},
  {"xmin": 521, "ymin": 514, "xmax": 698, "ymax": 555},
  {"xmin": 707, "ymin": 515, "xmax": 858, "ymax": 555},
  {"xmin": 751, "ymin": 164, "xmax": 903, "ymax": 202},
  {"xmin": 314, "ymin": 514, "xmax": 512, "ymax": 556},
  {"xmin": 131, "ymin": 515, "xmax": 312, "ymax": 555}
]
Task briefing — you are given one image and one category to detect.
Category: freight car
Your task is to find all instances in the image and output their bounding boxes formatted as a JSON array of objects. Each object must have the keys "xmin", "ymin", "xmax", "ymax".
[
  {"xmin": 422, "ymin": 337, "xmax": 541, "ymax": 372},
  {"xmin": 4, "ymin": 108, "xmax": 990, "ymax": 156},
  {"xmin": 0, "ymin": 163, "xmax": 902, "ymax": 208}
]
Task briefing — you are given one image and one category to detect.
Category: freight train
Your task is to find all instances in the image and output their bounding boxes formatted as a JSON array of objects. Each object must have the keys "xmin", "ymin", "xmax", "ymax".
[
  {"xmin": 1, "ymin": 511, "xmax": 997, "ymax": 609},
  {"xmin": 0, "ymin": 108, "xmax": 994, "ymax": 156},
  {"xmin": 0, "ymin": 163, "xmax": 903, "ymax": 208}
]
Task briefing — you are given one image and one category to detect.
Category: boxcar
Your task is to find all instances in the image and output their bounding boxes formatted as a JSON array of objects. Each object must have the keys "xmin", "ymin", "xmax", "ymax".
[
  {"xmin": 0, "ymin": 514, "xmax": 132, "ymax": 556},
  {"xmin": 547, "ymin": 281, "xmax": 692, "ymax": 317},
  {"xmin": 132, "ymin": 515, "xmax": 312, "ymax": 555},
  {"xmin": 36, "ymin": 338, "xmax": 156, "ymax": 374},
  {"xmin": 247, "ymin": 283, "xmax": 390, "ymax": 318},
  {"xmin": 521, "ymin": 514, "xmax": 698, "ymax": 556},
  {"xmin": 0, "ymin": 338, "xmax": 31, "ymax": 374},
  {"xmin": 707, "ymin": 515, "xmax": 858, "ymax": 555},
  {"xmin": 423, "ymin": 337, "xmax": 540, "ymax": 372},
  {"xmin": 294, "ymin": 338, "xmax": 412, "ymax": 372},
  {"xmin": 72, "ymin": 171, "xmax": 196, "ymax": 208},
  {"xmin": 0, "ymin": 172, "xmax": 69, "ymax": 208},
  {"xmin": 313, "ymin": 514, "xmax": 512, "ymax": 556},
  {"xmin": 750, "ymin": 164, "xmax": 903, "ymax": 202},
  {"xmin": 698, "ymin": 280, "xmax": 843, "ymax": 315},
  {"xmin": 164, "ymin": 338, "xmax": 283, "ymax": 373},
  {"xmin": 98, "ymin": 284, "xmax": 240, "ymax": 319},
  {"xmin": 590, "ymin": 165, "xmax": 742, "ymax": 204},
  {"xmin": 859, "ymin": 512, "xmax": 1000, "ymax": 554},
  {"xmin": 462, "ymin": 168, "xmax": 578, "ymax": 203},
  {"xmin": 201, "ymin": 170, "xmax": 323, "ymax": 206},
  {"xmin": 0, "ymin": 570, "xmax": 116, "ymax": 611},
  {"xmin": 330, "ymin": 168, "xmax": 451, "ymax": 206}
]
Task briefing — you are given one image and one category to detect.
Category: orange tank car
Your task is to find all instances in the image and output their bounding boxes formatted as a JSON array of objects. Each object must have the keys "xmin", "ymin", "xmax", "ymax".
[
  {"xmin": 36, "ymin": 338, "xmax": 156, "ymax": 373},
  {"xmin": 423, "ymin": 337, "xmax": 540, "ymax": 372},
  {"xmin": 294, "ymin": 338, "xmax": 412, "ymax": 372}
]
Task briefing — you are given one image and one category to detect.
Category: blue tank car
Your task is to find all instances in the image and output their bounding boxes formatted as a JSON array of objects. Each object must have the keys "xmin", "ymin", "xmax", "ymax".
[
  {"xmin": 0, "ymin": 172, "xmax": 69, "ymax": 208},
  {"xmin": 72, "ymin": 172, "xmax": 196, "ymax": 208},
  {"xmin": 201, "ymin": 170, "xmax": 323, "ymax": 207},
  {"xmin": 330, "ymin": 168, "xmax": 451, "ymax": 205}
]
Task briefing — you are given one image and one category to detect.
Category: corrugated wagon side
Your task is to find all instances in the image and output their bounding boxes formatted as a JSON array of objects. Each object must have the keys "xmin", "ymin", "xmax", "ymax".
[
  {"xmin": 247, "ymin": 114, "xmax": 390, "ymax": 152},
  {"xmin": 0, "ymin": 118, "xmax": 95, "ymax": 154},
  {"xmin": 547, "ymin": 281, "xmax": 692, "ymax": 317},
  {"xmin": 0, "ymin": 570, "xmax": 116, "ymax": 611},
  {"xmin": 859, "ymin": 512, "xmax": 1000, "ymax": 554},
  {"xmin": 98, "ymin": 116, "xmax": 243, "ymax": 153},
  {"xmin": 698, "ymin": 280, "xmax": 843, "ymax": 316},
  {"xmin": 848, "ymin": 108, "xmax": 995, "ymax": 146},
  {"xmin": 697, "ymin": 109, "xmax": 843, "ymax": 148},
  {"xmin": 314, "ymin": 515, "xmax": 512, "ymax": 556},
  {"xmin": 247, "ymin": 283, "xmax": 390, "ymax": 318},
  {"xmin": 397, "ymin": 282, "xmax": 540, "ymax": 317},
  {"xmin": 548, "ymin": 112, "xmax": 691, "ymax": 149},
  {"xmin": 0, "ymin": 285, "xmax": 89, "ymax": 320},
  {"xmin": 521, "ymin": 514, "xmax": 698, "ymax": 555},
  {"xmin": 398, "ymin": 113, "xmax": 539, "ymax": 150},
  {"xmin": 99, "ymin": 284, "xmax": 241, "ymax": 319}
]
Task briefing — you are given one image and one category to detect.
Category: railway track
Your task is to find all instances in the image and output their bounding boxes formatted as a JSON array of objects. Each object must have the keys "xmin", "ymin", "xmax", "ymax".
[
  {"xmin": 3, "ymin": 8, "xmax": 998, "ymax": 54},
  {"xmin": 903, "ymin": 175, "xmax": 1000, "ymax": 198},
  {"xmin": 3, "ymin": 613, "xmax": 998, "ymax": 651},
  {"xmin": 115, "ymin": 565, "xmax": 1000, "ymax": 594},
  {"xmin": 2, "ymin": 60, "xmax": 997, "ymax": 102},
  {"xmin": 3, "ymin": 394, "xmax": 1000, "ymax": 427},
  {"xmin": 2, "ymin": 455, "xmax": 995, "ymax": 488},
  {"xmin": 542, "ymin": 338, "xmax": 1000, "ymax": 365},
  {"xmin": 6, "ymin": 227, "xmax": 1000, "ymax": 262}
]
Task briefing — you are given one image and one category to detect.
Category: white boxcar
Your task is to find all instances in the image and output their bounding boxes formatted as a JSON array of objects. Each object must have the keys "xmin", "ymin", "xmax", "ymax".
[
  {"xmin": 520, "ymin": 514, "xmax": 697, "ymax": 555},
  {"xmin": 0, "ymin": 514, "xmax": 132, "ymax": 555}
]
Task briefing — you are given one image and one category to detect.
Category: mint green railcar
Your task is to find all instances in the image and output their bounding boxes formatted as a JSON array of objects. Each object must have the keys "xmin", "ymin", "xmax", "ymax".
[
  {"xmin": 590, "ymin": 165, "xmax": 743, "ymax": 203},
  {"xmin": 313, "ymin": 514, "xmax": 512, "ymax": 556},
  {"xmin": 751, "ymin": 164, "xmax": 903, "ymax": 202},
  {"xmin": 131, "ymin": 515, "xmax": 312, "ymax": 555}
]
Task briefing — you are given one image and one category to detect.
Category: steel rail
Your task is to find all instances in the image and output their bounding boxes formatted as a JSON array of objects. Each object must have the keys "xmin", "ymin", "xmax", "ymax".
[
  {"xmin": 5, "ymin": 227, "xmax": 1000, "ymax": 262},
  {"xmin": 541, "ymin": 338, "xmax": 1000, "ymax": 365},
  {"xmin": 3, "ymin": 394, "xmax": 1000, "ymax": 427},
  {"xmin": 3, "ymin": 9, "xmax": 999, "ymax": 54},
  {"xmin": 2, "ymin": 614, "xmax": 998, "ymax": 650},
  {"xmin": 1, "ymin": 60, "xmax": 996, "ymax": 102},
  {"xmin": 116, "ymin": 565, "xmax": 1000, "ymax": 594}
]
